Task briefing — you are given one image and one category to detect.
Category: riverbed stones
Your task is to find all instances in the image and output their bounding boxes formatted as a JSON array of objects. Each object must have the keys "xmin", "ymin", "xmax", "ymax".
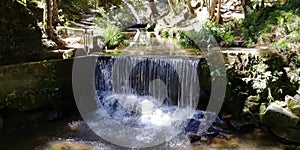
[
  {"xmin": 210, "ymin": 137, "xmax": 238, "ymax": 148},
  {"xmin": 262, "ymin": 101, "xmax": 299, "ymax": 128},
  {"xmin": 49, "ymin": 140, "xmax": 91, "ymax": 150}
]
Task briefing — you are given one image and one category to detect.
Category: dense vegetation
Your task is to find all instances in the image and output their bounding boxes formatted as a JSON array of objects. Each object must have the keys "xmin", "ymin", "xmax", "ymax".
[{"xmin": 0, "ymin": 1, "xmax": 42, "ymax": 64}]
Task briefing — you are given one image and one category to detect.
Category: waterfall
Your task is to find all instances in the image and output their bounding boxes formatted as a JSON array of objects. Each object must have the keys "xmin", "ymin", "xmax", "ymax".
[
  {"xmin": 87, "ymin": 55, "xmax": 217, "ymax": 148},
  {"xmin": 96, "ymin": 56, "xmax": 201, "ymax": 109}
]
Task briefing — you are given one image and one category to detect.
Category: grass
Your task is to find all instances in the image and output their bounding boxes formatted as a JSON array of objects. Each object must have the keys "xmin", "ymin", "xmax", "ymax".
[{"xmin": 100, "ymin": 25, "xmax": 128, "ymax": 49}]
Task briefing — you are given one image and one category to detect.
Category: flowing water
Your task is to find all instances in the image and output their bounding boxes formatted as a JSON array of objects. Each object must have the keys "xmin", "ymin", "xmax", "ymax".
[
  {"xmin": 0, "ymin": 114, "xmax": 296, "ymax": 150},
  {"xmin": 83, "ymin": 55, "xmax": 217, "ymax": 148}
]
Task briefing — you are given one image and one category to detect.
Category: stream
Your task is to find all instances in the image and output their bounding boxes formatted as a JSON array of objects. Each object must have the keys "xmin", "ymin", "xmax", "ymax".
[{"xmin": 0, "ymin": 115, "xmax": 293, "ymax": 150}]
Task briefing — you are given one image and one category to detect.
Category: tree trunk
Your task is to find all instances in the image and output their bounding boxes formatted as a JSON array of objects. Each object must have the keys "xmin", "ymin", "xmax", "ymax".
[
  {"xmin": 57, "ymin": 0, "xmax": 62, "ymax": 8},
  {"xmin": 52, "ymin": 0, "xmax": 60, "ymax": 27},
  {"xmin": 206, "ymin": 0, "xmax": 210, "ymax": 13},
  {"xmin": 187, "ymin": 0, "xmax": 195, "ymax": 15},
  {"xmin": 209, "ymin": 0, "xmax": 217, "ymax": 20},
  {"xmin": 186, "ymin": 0, "xmax": 202, "ymax": 15},
  {"xmin": 241, "ymin": 0, "xmax": 247, "ymax": 14},
  {"xmin": 95, "ymin": 0, "xmax": 99, "ymax": 9},
  {"xmin": 148, "ymin": 0, "xmax": 158, "ymax": 17},
  {"xmin": 261, "ymin": 0, "xmax": 265, "ymax": 8},
  {"xmin": 122, "ymin": 0, "xmax": 141, "ymax": 24},
  {"xmin": 215, "ymin": 0, "xmax": 222, "ymax": 24},
  {"xmin": 44, "ymin": 0, "xmax": 66, "ymax": 48},
  {"xmin": 167, "ymin": 0, "xmax": 177, "ymax": 15}
]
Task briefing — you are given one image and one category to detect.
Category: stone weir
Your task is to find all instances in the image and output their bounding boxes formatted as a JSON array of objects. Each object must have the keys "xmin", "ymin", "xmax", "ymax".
[
  {"xmin": 99, "ymin": 56, "xmax": 212, "ymax": 108},
  {"xmin": 0, "ymin": 55, "xmax": 211, "ymax": 111},
  {"xmin": 0, "ymin": 49, "xmax": 279, "ymax": 130},
  {"xmin": 0, "ymin": 48, "xmax": 274, "ymax": 113},
  {"xmin": 72, "ymin": 55, "xmax": 213, "ymax": 115}
]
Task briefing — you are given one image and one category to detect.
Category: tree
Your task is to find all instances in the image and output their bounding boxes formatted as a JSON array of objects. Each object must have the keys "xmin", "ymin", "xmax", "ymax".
[
  {"xmin": 52, "ymin": 0, "xmax": 60, "ymax": 26},
  {"xmin": 186, "ymin": 0, "xmax": 202, "ymax": 15},
  {"xmin": 206, "ymin": 0, "xmax": 247, "ymax": 24},
  {"xmin": 44, "ymin": 0, "xmax": 66, "ymax": 48},
  {"xmin": 148, "ymin": 0, "xmax": 159, "ymax": 18},
  {"xmin": 122, "ymin": 0, "xmax": 141, "ymax": 24}
]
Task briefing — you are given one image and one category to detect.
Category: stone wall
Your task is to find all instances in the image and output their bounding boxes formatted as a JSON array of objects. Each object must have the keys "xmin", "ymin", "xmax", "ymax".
[{"xmin": 0, "ymin": 59, "xmax": 74, "ymax": 111}]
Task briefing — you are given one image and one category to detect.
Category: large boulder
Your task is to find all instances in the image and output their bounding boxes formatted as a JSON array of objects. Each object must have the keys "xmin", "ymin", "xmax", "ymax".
[
  {"xmin": 271, "ymin": 127, "xmax": 300, "ymax": 143},
  {"xmin": 262, "ymin": 101, "xmax": 299, "ymax": 128},
  {"xmin": 262, "ymin": 97, "xmax": 300, "ymax": 143}
]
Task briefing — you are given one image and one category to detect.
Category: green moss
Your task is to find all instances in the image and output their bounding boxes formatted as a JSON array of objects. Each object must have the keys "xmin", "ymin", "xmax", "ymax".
[{"xmin": 0, "ymin": 59, "xmax": 72, "ymax": 111}]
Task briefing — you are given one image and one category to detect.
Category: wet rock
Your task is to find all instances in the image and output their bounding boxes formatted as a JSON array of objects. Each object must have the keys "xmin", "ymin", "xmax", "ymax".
[
  {"xmin": 210, "ymin": 137, "xmax": 238, "ymax": 148},
  {"xmin": 67, "ymin": 121, "xmax": 82, "ymax": 131},
  {"xmin": 47, "ymin": 111, "xmax": 62, "ymax": 121},
  {"xmin": 285, "ymin": 95, "xmax": 300, "ymax": 116},
  {"xmin": 230, "ymin": 120, "xmax": 256, "ymax": 134},
  {"xmin": 271, "ymin": 127, "xmax": 300, "ymax": 143},
  {"xmin": 49, "ymin": 140, "xmax": 91, "ymax": 150},
  {"xmin": 250, "ymin": 128, "xmax": 266, "ymax": 138},
  {"xmin": 262, "ymin": 99, "xmax": 300, "ymax": 143},
  {"xmin": 189, "ymin": 145, "xmax": 208, "ymax": 150},
  {"xmin": 262, "ymin": 102, "xmax": 300, "ymax": 128},
  {"xmin": 245, "ymin": 100, "xmax": 260, "ymax": 113}
]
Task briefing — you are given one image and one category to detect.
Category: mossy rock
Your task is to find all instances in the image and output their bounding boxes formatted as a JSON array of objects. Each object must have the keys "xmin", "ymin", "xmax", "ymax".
[
  {"xmin": 0, "ymin": 59, "xmax": 74, "ymax": 111},
  {"xmin": 262, "ymin": 102, "xmax": 300, "ymax": 128}
]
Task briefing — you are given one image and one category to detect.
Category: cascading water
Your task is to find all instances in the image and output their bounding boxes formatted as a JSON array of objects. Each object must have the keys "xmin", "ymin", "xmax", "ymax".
[{"xmin": 86, "ymin": 55, "xmax": 218, "ymax": 148}]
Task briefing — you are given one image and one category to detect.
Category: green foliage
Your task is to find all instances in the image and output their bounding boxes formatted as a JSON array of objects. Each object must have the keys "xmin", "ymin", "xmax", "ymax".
[
  {"xmin": 205, "ymin": 21, "xmax": 236, "ymax": 47},
  {"xmin": 242, "ymin": 1, "xmax": 300, "ymax": 44},
  {"xmin": 42, "ymin": 60, "xmax": 60, "ymax": 99},
  {"xmin": 161, "ymin": 28, "xmax": 169, "ymax": 38},
  {"xmin": 5, "ymin": 90, "xmax": 17, "ymax": 106},
  {"xmin": 99, "ymin": 25, "xmax": 128, "ymax": 49},
  {"xmin": 176, "ymin": 30, "xmax": 198, "ymax": 49},
  {"xmin": 66, "ymin": 0, "xmax": 94, "ymax": 11},
  {"xmin": 97, "ymin": 0, "xmax": 123, "ymax": 11},
  {"xmin": 242, "ymin": 57, "xmax": 286, "ymax": 103},
  {"xmin": 224, "ymin": 52, "xmax": 298, "ymax": 117},
  {"xmin": 94, "ymin": 0, "xmax": 149, "ymax": 29}
]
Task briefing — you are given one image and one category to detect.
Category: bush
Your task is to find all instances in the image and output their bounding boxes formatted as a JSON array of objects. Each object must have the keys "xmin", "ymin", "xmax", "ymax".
[
  {"xmin": 223, "ymin": 52, "xmax": 298, "ymax": 117},
  {"xmin": 99, "ymin": 25, "xmax": 128, "ymax": 49},
  {"xmin": 205, "ymin": 21, "xmax": 236, "ymax": 47},
  {"xmin": 242, "ymin": 1, "xmax": 300, "ymax": 44}
]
